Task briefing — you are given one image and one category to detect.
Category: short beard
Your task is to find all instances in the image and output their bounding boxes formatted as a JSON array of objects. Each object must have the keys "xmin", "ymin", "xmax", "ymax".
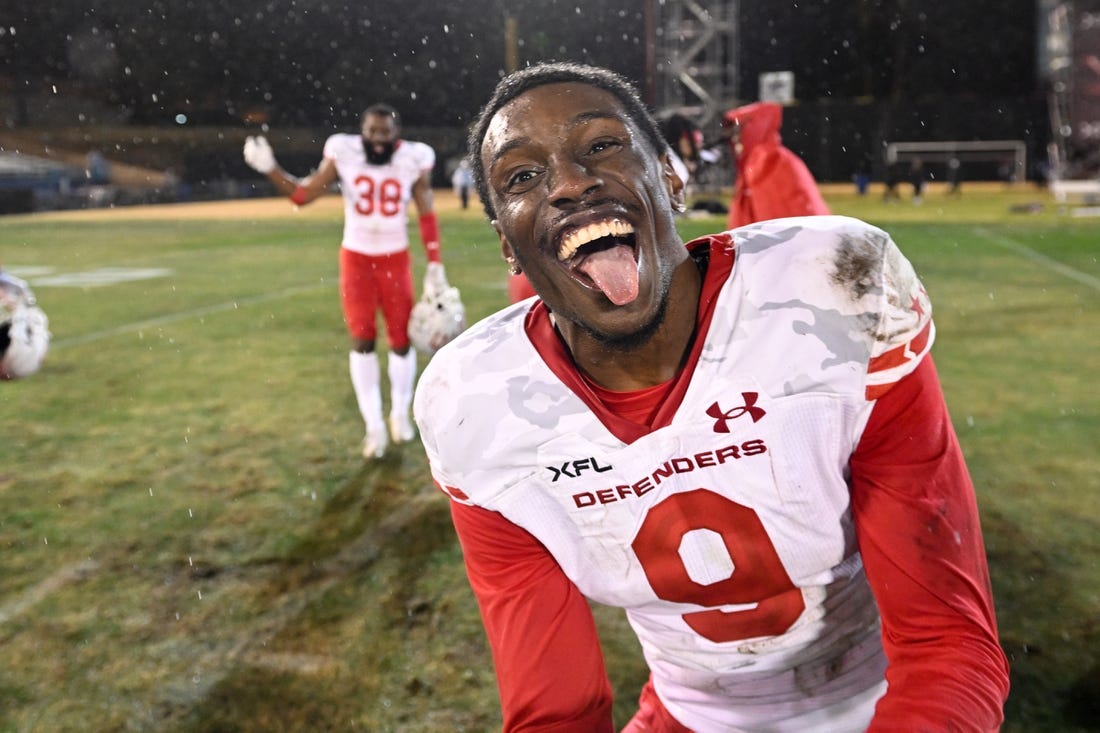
[
  {"xmin": 365, "ymin": 140, "xmax": 396, "ymax": 165},
  {"xmin": 579, "ymin": 295, "xmax": 669, "ymax": 351}
]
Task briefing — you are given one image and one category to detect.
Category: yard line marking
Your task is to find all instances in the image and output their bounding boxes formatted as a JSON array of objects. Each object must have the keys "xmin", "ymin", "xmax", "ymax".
[
  {"xmin": 240, "ymin": 650, "xmax": 343, "ymax": 676},
  {"xmin": 972, "ymin": 227, "xmax": 1100, "ymax": 291},
  {"xmin": 0, "ymin": 559, "xmax": 100, "ymax": 625},
  {"xmin": 50, "ymin": 284, "xmax": 328, "ymax": 349},
  {"xmin": 31, "ymin": 267, "xmax": 173, "ymax": 288}
]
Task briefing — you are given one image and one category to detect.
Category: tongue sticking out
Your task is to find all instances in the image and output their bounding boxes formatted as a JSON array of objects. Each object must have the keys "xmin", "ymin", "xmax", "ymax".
[{"xmin": 576, "ymin": 244, "xmax": 639, "ymax": 306}]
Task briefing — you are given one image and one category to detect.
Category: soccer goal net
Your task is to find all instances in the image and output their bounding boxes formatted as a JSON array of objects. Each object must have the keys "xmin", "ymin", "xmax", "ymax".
[{"xmin": 884, "ymin": 140, "xmax": 1027, "ymax": 183}]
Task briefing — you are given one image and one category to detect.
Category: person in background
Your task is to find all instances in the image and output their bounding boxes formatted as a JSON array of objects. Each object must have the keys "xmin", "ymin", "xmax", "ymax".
[
  {"xmin": 883, "ymin": 161, "xmax": 903, "ymax": 202},
  {"xmin": 852, "ymin": 153, "xmax": 872, "ymax": 196},
  {"xmin": 415, "ymin": 61, "xmax": 1009, "ymax": 732},
  {"xmin": 85, "ymin": 150, "xmax": 111, "ymax": 185},
  {"xmin": 659, "ymin": 111, "xmax": 703, "ymax": 187},
  {"xmin": 722, "ymin": 101, "xmax": 830, "ymax": 229},
  {"xmin": 947, "ymin": 156, "xmax": 963, "ymax": 195},
  {"xmin": 451, "ymin": 156, "xmax": 474, "ymax": 210},
  {"xmin": 243, "ymin": 104, "xmax": 449, "ymax": 459},
  {"xmin": 909, "ymin": 157, "xmax": 927, "ymax": 204}
]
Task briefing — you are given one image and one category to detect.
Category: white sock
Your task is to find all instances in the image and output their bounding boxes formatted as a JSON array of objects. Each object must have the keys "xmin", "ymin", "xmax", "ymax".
[
  {"xmin": 387, "ymin": 348, "xmax": 418, "ymax": 419},
  {"xmin": 349, "ymin": 351, "xmax": 384, "ymax": 434}
]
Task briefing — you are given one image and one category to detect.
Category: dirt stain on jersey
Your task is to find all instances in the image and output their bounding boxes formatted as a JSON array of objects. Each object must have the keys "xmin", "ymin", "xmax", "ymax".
[{"xmin": 831, "ymin": 233, "xmax": 883, "ymax": 302}]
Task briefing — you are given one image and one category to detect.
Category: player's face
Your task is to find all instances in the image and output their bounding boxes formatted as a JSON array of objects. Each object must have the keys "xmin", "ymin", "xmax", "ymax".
[
  {"xmin": 362, "ymin": 113, "xmax": 398, "ymax": 165},
  {"xmin": 482, "ymin": 82, "xmax": 686, "ymax": 342}
]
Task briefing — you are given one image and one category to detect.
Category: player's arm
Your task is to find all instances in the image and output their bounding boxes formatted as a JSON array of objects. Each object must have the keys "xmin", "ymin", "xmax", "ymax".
[
  {"xmin": 850, "ymin": 356, "xmax": 1010, "ymax": 731},
  {"xmin": 449, "ymin": 500, "xmax": 615, "ymax": 733},
  {"xmin": 242, "ymin": 135, "xmax": 337, "ymax": 205},
  {"xmin": 280, "ymin": 157, "xmax": 338, "ymax": 205},
  {"xmin": 411, "ymin": 170, "xmax": 442, "ymax": 264}
]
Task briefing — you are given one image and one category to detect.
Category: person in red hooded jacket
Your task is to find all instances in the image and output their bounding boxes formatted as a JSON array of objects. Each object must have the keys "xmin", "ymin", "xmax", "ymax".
[{"xmin": 723, "ymin": 101, "xmax": 830, "ymax": 229}]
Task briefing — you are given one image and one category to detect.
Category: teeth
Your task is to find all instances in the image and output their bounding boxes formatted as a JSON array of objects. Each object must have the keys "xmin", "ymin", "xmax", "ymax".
[{"xmin": 559, "ymin": 219, "xmax": 635, "ymax": 261}]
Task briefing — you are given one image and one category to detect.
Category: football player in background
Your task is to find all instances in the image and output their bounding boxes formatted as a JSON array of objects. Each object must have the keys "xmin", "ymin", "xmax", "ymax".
[
  {"xmin": 243, "ymin": 104, "xmax": 450, "ymax": 459},
  {"xmin": 0, "ymin": 267, "xmax": 50, "ymax": 380},
  {"xmin": 414, "ymin": 63, "xmax": 1009, "ymax": 731}
]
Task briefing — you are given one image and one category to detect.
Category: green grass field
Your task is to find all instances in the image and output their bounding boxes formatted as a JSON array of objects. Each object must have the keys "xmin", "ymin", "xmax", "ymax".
[{"xmin": 0, "ymin": 184, "xmax": 1097, "ymax": 732}]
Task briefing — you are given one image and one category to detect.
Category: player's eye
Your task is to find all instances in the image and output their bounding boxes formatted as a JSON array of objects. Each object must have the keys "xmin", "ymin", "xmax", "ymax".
[
  {"xmin": 585, "ymin": 138, "xmax": 621, "ymax": 156},
  {"xmin": 506, "ymin": 167, "xmax": 541, "ymax": 191}
]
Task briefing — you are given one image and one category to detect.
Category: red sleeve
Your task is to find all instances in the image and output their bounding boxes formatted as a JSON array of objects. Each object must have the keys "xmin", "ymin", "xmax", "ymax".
[
  {"xmin": 289, "ymin": 185, "xmax": 311, "ymax": 206},
  {"xmin": 450, "ymin": 501, "xmax": 615, "ymax": 733},
  {"xmin": 851, "ymin": 356, "xmax": 1010, "ymax": 732},
  {"xmin": 418, "ymin": 212, "xmax": 442, "ymax": 263}
]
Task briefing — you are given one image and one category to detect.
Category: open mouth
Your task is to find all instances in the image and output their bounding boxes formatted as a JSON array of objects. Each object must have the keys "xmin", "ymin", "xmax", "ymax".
[{"xmin": 557, "ymin": 218, "xmax": 639, "ymax": 306}]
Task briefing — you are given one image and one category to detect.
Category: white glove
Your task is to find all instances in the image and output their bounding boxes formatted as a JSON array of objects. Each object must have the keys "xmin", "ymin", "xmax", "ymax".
[
  {"xmin": 243, "ymin": 135, "xmax": 277, "ymax": 174},
  {"xmin": 423, "ymin": 262, "xmax": 448, "ymax": 297}
]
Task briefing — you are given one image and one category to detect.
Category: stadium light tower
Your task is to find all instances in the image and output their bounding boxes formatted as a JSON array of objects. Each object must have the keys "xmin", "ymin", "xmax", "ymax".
[{"xmin": 645, "ymin": 0, "xmax": 740, "ymax": 128}]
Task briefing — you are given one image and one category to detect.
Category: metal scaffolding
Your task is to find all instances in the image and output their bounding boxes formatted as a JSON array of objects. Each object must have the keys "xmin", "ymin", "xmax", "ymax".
[
  {"xmin": 647, "ymin": 0, "xmax": 740, "ymax": 128},
  {"xmin": 1041, "ymin": 0, "xmax": 1075, "ymax": 179}
]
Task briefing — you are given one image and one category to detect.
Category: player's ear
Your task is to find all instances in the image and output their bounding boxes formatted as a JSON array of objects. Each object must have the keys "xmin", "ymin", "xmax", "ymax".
[
  {"xmin": 493, "ymin": 221, "xmax": 519, "ymax": 271},
  {"xmin": 659, "ymin": 151, "xmax": 686, "ymax": 213}
]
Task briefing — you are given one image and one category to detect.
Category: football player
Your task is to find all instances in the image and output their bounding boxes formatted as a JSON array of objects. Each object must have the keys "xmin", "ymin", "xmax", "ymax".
[
  {"xmin": 244, "ymin": 104, "xmax": 450, "ymax": 459},
  {"xmin": 413, "ymin": 63, "xmax": 1009, "ymax": 731},
  {"xmin": 0, "ymin": 268, "xmax": 50, "ymax": 380}
]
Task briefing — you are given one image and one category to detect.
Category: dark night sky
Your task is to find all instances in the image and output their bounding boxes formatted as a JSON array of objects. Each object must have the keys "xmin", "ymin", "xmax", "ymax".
[
  {"xmin": 736, "ymin": 1, "xmax": 1039, "ymax": 101},
  {"xmin": 0, "ymin": 0, "xmax": 1040, "ymax": 129}
]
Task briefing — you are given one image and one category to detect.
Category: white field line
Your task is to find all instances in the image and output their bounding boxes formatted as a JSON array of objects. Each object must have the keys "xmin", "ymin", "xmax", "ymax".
[
  {"xmin": 50, "ymin": 283, "xmax": 327, "ymax": 349},
  {"xmin": 0, "ymin": 559, "xmax": 100, "ymax": 625},
  {"xmin": 972, "ymin": 227, "xmax": 1100, "ymax": 292}
]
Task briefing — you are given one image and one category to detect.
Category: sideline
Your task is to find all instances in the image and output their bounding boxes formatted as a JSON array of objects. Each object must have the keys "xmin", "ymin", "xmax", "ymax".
[
  {"xmin": 51, "ymin": 283, "xmax": 328, "ymax": 349},
  {"xmin": 972, "ymin": 227, "xmax": 1100, "ymax": 292}
]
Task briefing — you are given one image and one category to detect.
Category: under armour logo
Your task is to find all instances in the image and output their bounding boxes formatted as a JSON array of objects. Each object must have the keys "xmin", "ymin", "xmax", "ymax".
[{"xmin": 706, "ymin": 394, "xmax": 766, "ymax": 432}]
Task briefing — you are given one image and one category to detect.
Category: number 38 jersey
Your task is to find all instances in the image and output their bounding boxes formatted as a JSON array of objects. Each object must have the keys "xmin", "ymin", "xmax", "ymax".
[
  {"xmin": 415, "ymin": 216, "xmax": 934, "ymax": 731},
  {"xmin": 322, "ymin": 134, "xmax": 435, "ymax": 256}
]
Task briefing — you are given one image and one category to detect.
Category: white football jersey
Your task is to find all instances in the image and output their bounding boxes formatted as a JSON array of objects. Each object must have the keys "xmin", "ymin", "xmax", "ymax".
[
  {"xmin": 415, "ymin": 215, "xmax": 933, "ymax": 731},
  {"xmin": 322, "ymin": 134, "xmax": 435, "ymax": 256}
]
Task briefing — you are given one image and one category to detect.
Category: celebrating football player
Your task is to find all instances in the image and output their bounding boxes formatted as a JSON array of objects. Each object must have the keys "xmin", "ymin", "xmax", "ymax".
[
  {"xmin": 413, "ymin": 63, "xmax": 1009, "ymax": 731},
  {"xmin": 244, "ymin": 104, "xmax": 453, "ymax": 459}
]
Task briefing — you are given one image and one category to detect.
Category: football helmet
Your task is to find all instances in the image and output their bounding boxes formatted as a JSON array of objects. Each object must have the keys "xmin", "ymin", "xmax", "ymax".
[
  {"xmin": 0, "ymin": 269, "xmax": 34, "ymax": 309},
  {"xmin": 1, "ymin": 303, "xmax": 50, "ymax": 380},
  {"xmin": 408, "ymin": 265, "xmax": 466, "ymax": 355}
]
